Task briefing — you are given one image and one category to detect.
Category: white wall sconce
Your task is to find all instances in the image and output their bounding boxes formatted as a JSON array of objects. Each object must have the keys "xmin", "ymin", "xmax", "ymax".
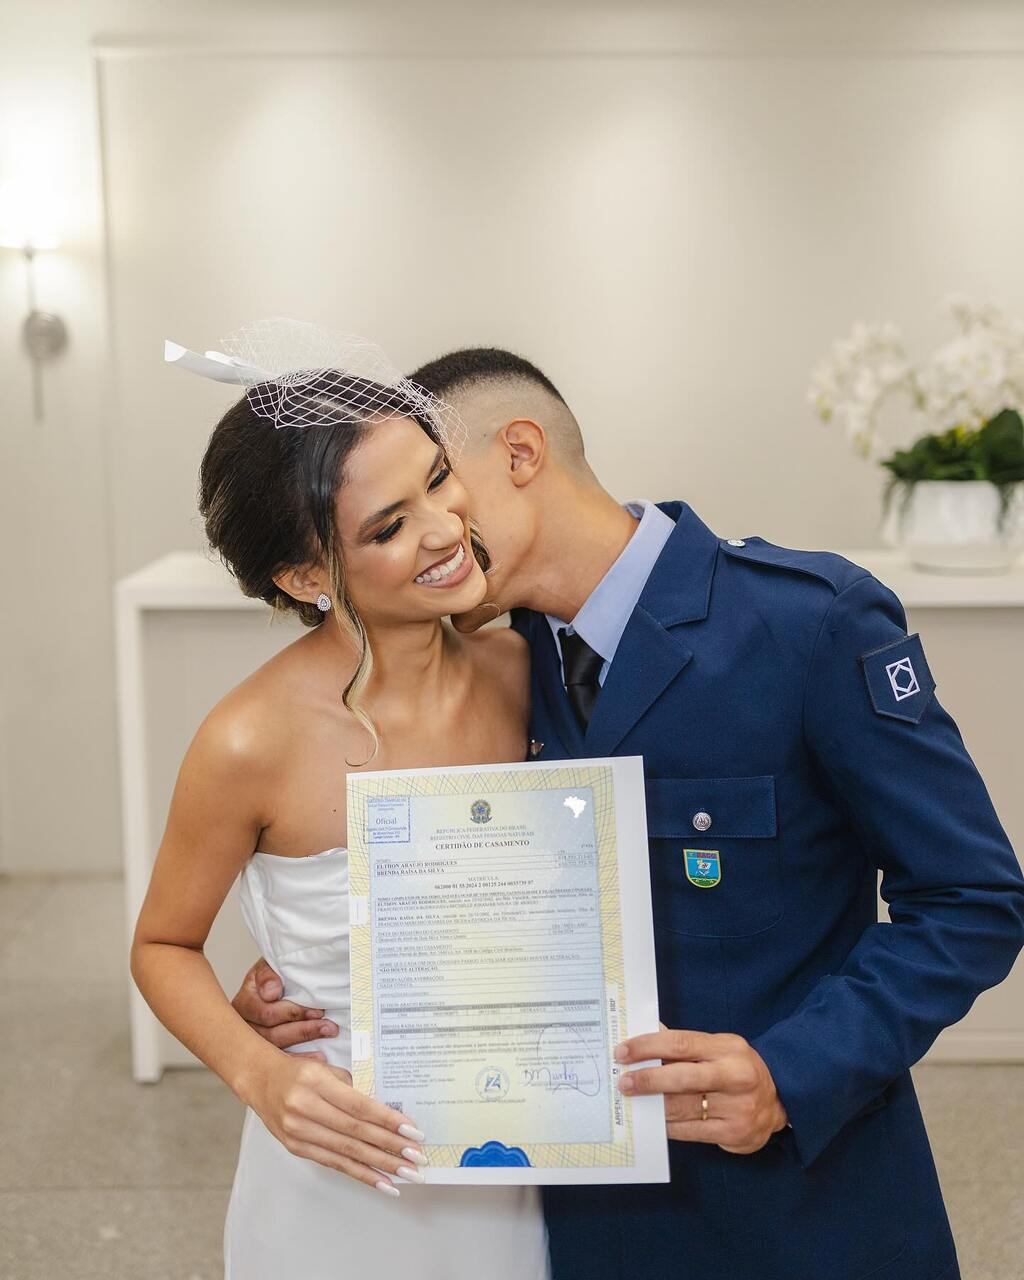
[{"xmin": 0, "ymin": 233, "xmax": 69, "ymax": 422}]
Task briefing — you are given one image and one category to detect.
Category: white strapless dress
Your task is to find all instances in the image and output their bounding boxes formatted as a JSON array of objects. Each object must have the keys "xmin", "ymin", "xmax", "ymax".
[{"xmin": 224, "ymin": 848, "xmax": 550, "ymax": 1280}]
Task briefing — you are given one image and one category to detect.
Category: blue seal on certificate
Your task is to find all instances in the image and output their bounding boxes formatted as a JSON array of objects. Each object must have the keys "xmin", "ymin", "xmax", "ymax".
[{"xmin": 459, "ymin": 1141, "xmax": 532, "ymax": 1167}]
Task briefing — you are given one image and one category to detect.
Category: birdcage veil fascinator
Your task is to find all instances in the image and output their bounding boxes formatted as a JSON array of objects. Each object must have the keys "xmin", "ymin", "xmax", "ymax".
[{"xmin": 164, "ymin": 317, "xmax": 469, "ymax": 462}]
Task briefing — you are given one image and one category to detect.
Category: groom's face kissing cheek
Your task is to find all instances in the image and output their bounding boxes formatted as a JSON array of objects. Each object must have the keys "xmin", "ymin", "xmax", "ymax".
[
  {"xmin": 335, "ymin": 415, "xmax": 488, "ymax": 624},
  {"xmin": 442, "ymin": 392, "xmax": 546, "ymax": 616}
]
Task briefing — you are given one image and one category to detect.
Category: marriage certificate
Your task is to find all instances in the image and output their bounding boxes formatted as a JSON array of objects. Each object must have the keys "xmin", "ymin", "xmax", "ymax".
[{"xmin": 347, "ymin": 756, "xmax": 668, "ymax": 1184}]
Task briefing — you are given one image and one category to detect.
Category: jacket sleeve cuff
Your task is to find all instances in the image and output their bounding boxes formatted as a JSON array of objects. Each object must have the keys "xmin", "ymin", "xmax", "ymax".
[{"xmin": 750, "ymin": 1024, "xmax": 891, "ymax": 1169}]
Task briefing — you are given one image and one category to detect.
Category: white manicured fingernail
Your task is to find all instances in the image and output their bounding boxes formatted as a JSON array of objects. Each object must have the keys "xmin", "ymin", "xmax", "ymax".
[
  {"xmin": 396, "ymin": 1165, "xmax": 425, "ymax": 1184},
  {"xmin": 375, "ymin": 1180, "xmax": 401, "ymax": 1198},
  {"xmin": 398, "ymin": 1123, "xmax": 425, "ymax": 1142},
  {"xmin": 401, "ymin": 1147, "xmax": 428, "ymax": 1166}
]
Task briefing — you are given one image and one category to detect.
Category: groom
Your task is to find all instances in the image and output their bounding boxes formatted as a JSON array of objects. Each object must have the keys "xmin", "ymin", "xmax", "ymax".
[{"xmin": 231, "ymin": 348, "xmax": 1024, "ymax": 1280}]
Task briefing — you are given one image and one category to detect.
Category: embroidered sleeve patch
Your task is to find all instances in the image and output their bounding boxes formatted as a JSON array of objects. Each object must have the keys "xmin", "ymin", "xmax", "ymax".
[{"xmin": 859, "ymin": 633, "xmax": 936, "ymax": 724}]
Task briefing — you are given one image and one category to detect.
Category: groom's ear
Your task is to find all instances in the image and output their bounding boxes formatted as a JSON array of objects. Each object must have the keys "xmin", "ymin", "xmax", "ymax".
[{"xmin": 501, "ymin": 418, "xmax": 546, "ymax": 487}]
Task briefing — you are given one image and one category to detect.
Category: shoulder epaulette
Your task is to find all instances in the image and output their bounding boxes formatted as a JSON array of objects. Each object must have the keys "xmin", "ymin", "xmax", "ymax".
[{"xmin": 718, "ymin": 537, "xmax": 869, "ymax": 596}]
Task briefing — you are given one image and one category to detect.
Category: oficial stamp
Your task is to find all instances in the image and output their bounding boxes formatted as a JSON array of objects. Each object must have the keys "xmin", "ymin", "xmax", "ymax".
[{"xmin": 367, "ymin": 795, "xmax": 411, "ymax": 845}]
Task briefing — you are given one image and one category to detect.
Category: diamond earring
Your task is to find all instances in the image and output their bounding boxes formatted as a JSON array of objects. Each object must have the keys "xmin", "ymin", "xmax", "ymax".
[{"xmin": 316, "ymin": 593, "xmax": 332, "ymax": 612}]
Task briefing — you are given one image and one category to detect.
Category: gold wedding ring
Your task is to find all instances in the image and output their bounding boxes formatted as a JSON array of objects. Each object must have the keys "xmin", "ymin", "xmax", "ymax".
[{"xmin": 701, "ymin": 1094, "xmax": 709, "ymax": 1122}]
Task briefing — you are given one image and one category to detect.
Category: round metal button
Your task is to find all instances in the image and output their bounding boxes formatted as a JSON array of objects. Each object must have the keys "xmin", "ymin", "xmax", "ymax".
[
  {"xmin": 726, "ymin": 539, "xmax": 746, "ymax": 547},
  {"xmin": 692, "ymin": 811, "xmax": 712, "ymax": 832}
]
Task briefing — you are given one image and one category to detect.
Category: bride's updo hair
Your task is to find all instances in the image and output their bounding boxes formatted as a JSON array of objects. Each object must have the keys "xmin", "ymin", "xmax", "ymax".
[{"xmin": 199, "ymin": 373, "xmax": 446, "ymax": 756}]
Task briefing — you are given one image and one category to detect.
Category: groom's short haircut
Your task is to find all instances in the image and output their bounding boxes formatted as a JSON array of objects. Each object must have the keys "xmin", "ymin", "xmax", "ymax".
[
  {"xmin": 410, "ymin": 347, "xmax": 566, "ymax": 405},
  {"xmin": 409, "ymin": 347, "xmax": 587, "ymax": 467}
]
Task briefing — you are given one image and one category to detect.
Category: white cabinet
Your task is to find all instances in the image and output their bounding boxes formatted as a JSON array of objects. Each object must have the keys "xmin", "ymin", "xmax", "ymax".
[
  {"xmin": 117, "ymin": 554, "xmax": 302, "ymax": 1081},
  {"xmin": 117, "ymin": 552, "xmax": 1024, "ymax": 1081}
]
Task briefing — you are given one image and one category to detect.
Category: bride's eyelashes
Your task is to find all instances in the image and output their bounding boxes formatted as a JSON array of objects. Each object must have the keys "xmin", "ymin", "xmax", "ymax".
[
  {"xmin": 374, "ymin": 519, "xmax": 403, "ymax": 545},
  {"xmin": 371, "ymin": 466, "xmax": 452, "ymax": 546}
]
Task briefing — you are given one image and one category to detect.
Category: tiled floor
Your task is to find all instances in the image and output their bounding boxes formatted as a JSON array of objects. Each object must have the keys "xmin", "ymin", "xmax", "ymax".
[{"xmin": 0, "ymin": 874, "xmax": 1021, "ymax": 1279}]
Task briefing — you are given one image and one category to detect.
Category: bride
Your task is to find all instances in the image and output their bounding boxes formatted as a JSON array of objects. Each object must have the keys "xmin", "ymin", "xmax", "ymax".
[{"xmin": 130, "ymin": 345, "xmax": 550, "ymax": 1279}]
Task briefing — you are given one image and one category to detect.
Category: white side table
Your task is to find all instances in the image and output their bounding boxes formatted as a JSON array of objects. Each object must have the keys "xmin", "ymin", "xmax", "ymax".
[
  {"xmin": 117, "ymin": 553, "xmax": 301, "ymax": 1081},
  {"xmin": 117, "ymin": 550, "xmax": 1024, "ymax": 1081},
  {"xmin": 838, "ymin": 549, "xmax": 1024, "ymax": 609}
]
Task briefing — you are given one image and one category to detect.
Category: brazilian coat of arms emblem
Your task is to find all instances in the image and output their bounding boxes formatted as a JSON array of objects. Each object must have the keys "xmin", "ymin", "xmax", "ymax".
[{"xmin": 470, "ymin": 799, "xmax": 493, "ymax": 824}]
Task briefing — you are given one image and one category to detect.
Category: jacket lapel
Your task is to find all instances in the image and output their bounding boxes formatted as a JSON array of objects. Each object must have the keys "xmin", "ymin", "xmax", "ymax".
[
  {"xmin": 583, "ymin": 502, "xmax": 720, "ymax": 758},
  {"xmin": 583, "ymin": 608, "xmax": 694, "ymax": 757}
]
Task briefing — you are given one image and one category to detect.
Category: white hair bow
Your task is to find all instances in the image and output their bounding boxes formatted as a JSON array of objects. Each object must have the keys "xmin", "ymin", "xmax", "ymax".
[
  {"xmin": 162, "ymin": 318, "xmax": 468, "ymax": 459},
  {"xmin": 163, "ymin": 339, "xmax": 265, "ymax": 385}
]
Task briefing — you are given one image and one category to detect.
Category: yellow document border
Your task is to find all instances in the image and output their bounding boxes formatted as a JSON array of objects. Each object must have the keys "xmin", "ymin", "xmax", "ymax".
[{"xmin": 348, "ymin": 763, "xmax": 636, "ymax": 1170}]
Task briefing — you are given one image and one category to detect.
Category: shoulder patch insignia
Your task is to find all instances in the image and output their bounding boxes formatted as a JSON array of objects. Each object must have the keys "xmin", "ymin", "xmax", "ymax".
[{"xmin": 860, "ymin": 633, "xmax": 936, "ymax": 724}]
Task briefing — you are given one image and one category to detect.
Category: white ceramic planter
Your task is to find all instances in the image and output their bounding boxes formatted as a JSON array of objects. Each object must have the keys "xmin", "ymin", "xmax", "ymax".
[{"xmin": 889, "ymin": 480, "xmax": 1024, "ymax": 574}]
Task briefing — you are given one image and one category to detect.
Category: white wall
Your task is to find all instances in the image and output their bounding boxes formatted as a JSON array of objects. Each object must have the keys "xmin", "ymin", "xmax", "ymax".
[
  {"xmin": 2, "ymin": 1, "xmax": 1024, "ymax": 877},
  {"xmin": 0, "ymin": 6, "xmax": 117, "ymax": 877},
  {"xmin": 99, "ymin": 48, "xmax": 1024, "ymax": 575}
]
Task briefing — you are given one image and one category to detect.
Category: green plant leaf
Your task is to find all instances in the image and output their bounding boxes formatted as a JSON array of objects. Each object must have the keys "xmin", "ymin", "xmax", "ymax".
[
  {"xmin": 977, "ymin": 409, "xmax": 1024, "ymax": 485},
  {"xmin": 880, "ymin": 411, "xmax": 1024, "ymax": 485}
]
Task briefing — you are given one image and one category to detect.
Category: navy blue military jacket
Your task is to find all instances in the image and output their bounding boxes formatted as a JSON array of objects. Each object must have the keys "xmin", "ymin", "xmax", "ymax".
[{"xmin": 515, "ymin": 502, "xmax": 1024, "ymax": 1280}]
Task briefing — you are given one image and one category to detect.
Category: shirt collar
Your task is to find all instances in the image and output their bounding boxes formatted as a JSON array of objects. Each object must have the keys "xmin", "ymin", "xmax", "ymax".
[{"xmin": 545, "ymin": 500, "xmax": 676, "ymax": 666}]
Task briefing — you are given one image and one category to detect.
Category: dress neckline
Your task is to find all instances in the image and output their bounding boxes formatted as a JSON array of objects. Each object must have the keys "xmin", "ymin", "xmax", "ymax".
[{"xmin": 251, "ymin": 846, "xmax": 346, "ymax": 862}]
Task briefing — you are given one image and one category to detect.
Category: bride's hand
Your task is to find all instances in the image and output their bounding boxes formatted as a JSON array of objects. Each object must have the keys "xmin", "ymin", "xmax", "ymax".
[{"xmin": 249, "ymin": 1054, "xmax": 427, "ymax": 1196}]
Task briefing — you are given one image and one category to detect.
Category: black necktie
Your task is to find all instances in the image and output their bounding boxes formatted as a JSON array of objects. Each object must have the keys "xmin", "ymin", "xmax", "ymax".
[{"xmin": 558, "ymin": 628, "xmax": 603, "ymax": 732}]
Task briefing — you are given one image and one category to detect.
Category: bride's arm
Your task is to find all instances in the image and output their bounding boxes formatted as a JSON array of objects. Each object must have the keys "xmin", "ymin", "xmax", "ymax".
[{"xmin": 130, "ymin": 706, "xmax": 425, "ymax": 1196}]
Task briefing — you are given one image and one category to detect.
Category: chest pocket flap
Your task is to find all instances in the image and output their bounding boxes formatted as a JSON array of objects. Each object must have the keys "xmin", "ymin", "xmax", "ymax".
[
  {"xmin": 644, "ymin": 775, "xmax": 781, "ymax": 938},
  {"xmin": 645, "ymin": 776, "xmax": 777, "ymax": 840}
]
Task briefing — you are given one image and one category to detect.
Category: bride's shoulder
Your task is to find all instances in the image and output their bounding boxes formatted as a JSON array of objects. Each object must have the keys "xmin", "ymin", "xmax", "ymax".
[
  {"xmin": 191, "ymin": 675, "xmax": 283, "ymax": 781},
  {"xmin": 190, "ymin": 632, "xmax": 320, "ymax": 774}
]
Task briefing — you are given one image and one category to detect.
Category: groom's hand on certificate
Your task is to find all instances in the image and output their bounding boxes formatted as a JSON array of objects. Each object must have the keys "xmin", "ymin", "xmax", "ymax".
[
  {"xmin": 231, "ymin": 957, "xmax": 338, "ymax": 1061},
  {"xmin": 615, "ymin": 1026, "xmax": 788, "ymax": 1155}
]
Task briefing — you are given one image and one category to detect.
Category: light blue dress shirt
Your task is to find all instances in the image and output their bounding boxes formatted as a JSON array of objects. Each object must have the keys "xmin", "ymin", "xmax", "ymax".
[{"xmin": 545, "ymin": 500, "xmax": 676, "ymax": 687}]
